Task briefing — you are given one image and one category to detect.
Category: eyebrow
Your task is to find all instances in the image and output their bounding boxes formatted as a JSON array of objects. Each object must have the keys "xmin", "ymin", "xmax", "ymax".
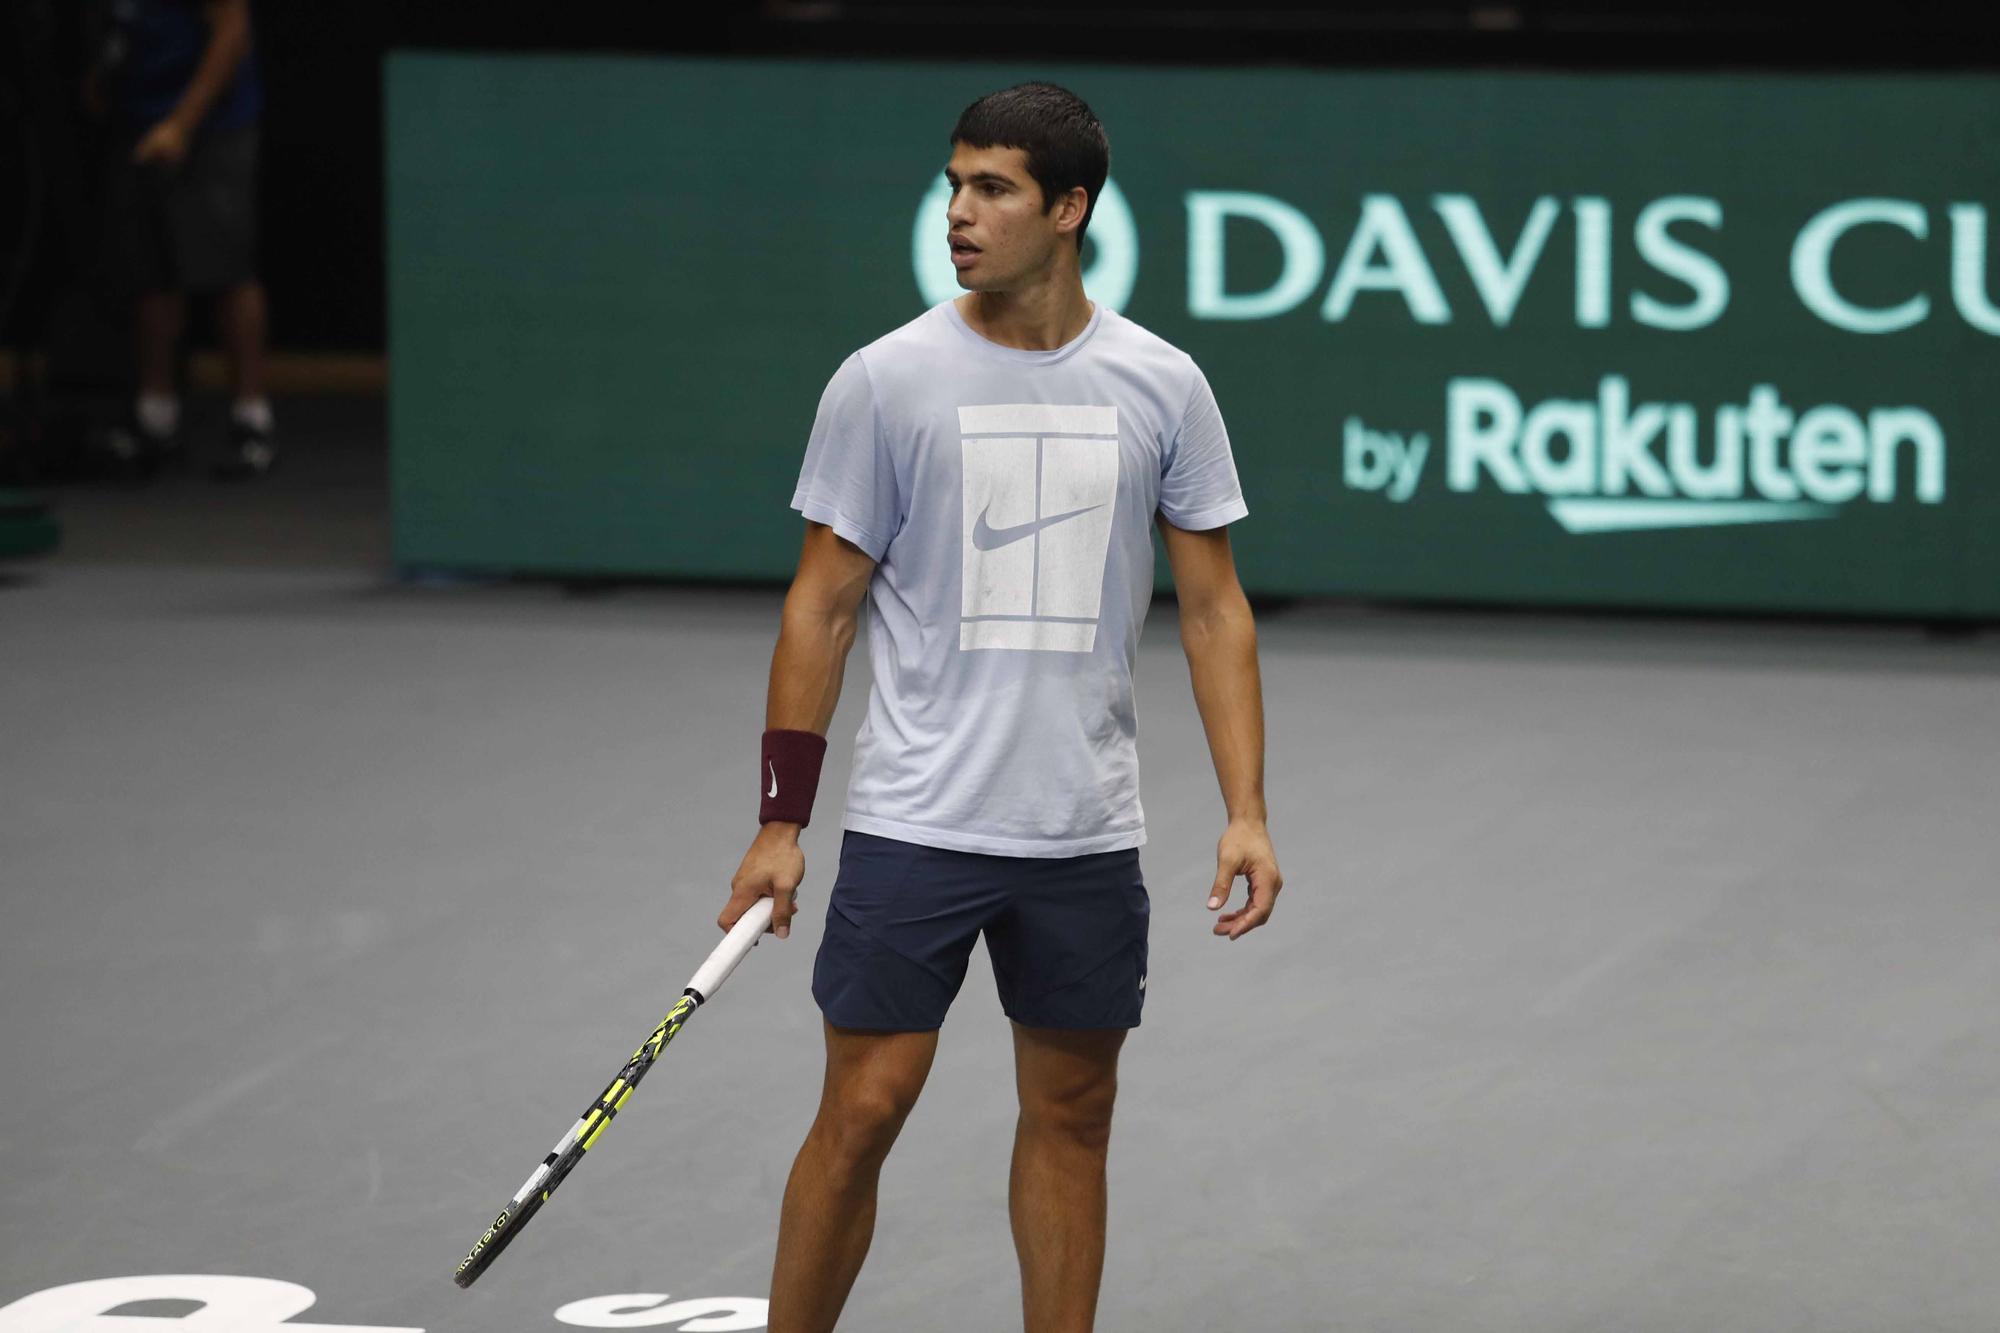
[{"xmin": 944, "ymin": 168, "xmax": 1017, "ymax": 188}]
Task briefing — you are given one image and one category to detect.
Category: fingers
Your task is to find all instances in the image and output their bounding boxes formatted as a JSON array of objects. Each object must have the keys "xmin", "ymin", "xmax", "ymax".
[
  {"xmin": 1207, "ymin": 862, "xmax": 1235, "ymax": 912},
  {"xmin": 718, "ymin": 877, "xmax": 765, "ymax": 934},
  {"xmin": 719, "ymin": 887, "xmax": 792, "ymax": 933},
  {"xmin": 131, "ymin": 127, "xmax": 182, "ymax": 168},
  {"xmin": 1213, "ymin": 899, "xmax": 1270, "ymax": 938},
  {"xmin": 723, "ymin": 837, "xmax": 807, "ymax": 937},
  {"xmin": 1214, "ymin": 897, "xmax": 1272, "ymax": 939},
  {"xmin": 1214, "ymin": 863, "xmax": 1283, "ymax": 940},
  {"xmin": 720, "ymin": 879, "xmax": 804, "ymax": 939}
]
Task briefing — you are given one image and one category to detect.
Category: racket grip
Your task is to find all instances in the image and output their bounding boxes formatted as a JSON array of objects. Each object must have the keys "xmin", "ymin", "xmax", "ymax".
[{"xmin": 687, "ymin": 896, "xmax": 774, "ymax": 1000}]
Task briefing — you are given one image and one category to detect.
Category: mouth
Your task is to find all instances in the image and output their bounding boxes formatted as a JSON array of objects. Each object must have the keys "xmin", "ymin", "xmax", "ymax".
[{"xmin": 949, "ymin": 235, "xmax": 982, "ymax": 267}]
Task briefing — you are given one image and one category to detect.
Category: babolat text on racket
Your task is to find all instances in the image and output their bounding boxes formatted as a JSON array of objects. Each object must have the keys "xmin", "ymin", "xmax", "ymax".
[{"xmin": 452, "ymin": 896, "xmax": 775, "ymax": 1288}]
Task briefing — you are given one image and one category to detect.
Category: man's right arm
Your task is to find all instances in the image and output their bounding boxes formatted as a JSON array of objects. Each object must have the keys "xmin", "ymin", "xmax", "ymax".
[
  {"xmin": 131, "ymin": 0, "xmax": 253, "ymax": 167},
  {"xmin": 720, "ymin": 520, "xmax": 878, "ymax": 938},
  {"xmin": 765, "ymin": 521, "xmax": 877, "ymax": 741}
]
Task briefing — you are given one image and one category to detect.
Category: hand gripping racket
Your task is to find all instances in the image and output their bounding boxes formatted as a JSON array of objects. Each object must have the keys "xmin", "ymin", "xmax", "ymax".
[{"xmin": 452, "ymin": 897, "xmax": 775, "ymax": 1287}]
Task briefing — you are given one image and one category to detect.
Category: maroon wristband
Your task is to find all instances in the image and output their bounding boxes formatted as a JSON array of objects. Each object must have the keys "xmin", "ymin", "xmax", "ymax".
[{"xmin": 760, "ymin": 728, "xmax": 828, "ymax": 827}]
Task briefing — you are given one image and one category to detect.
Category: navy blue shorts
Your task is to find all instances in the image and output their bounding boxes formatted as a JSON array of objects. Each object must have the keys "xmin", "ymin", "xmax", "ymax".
[{"xmin": 812, "ymin": 830, "xmax": 1150, "ymax": 1032}]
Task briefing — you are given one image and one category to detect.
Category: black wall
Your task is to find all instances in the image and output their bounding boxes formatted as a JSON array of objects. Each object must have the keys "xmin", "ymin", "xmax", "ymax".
[{"xmin": 5, "ymin": 1, "xmax": 1996, "ymax": 353}]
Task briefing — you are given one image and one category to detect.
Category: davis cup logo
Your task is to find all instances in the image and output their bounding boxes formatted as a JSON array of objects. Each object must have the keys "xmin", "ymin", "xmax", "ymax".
[{"xmin": 912, "ymin": 176, "xmax": 1140, "ymax": 311}]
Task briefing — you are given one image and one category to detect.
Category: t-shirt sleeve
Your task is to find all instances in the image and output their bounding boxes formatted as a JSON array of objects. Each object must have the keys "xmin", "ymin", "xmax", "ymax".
[
  {"xmin": 789, "ymin": 353, "xmax": 900, "ymax": 561},
  {"xmin": 1157, "ymin": 361, "xmax": 1250, "ymax": 530}
]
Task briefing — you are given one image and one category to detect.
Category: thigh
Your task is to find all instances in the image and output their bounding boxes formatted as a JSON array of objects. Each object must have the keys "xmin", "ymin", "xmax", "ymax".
[
  {"xmin": 812, "ymin": 831, "xmax": 1006, "ymax": 1033},
  {"xmin": 168, "ymin": 125, "xmax": 260, "ymax": 293},
  {"xmin": 1011, "ymin": 1021, "xmax": 1127, "ymax": 1111},
  {"xmin": 986, "ymin": 848, "xmax": 1149, "ymax": 1031},
  {"xmin": 103, "ymin": 141, "xmax": 174, "ymax": 295},
  {"xmin": 820, "ymin": 1018, "xmax": 940, "ymax": 1114}
]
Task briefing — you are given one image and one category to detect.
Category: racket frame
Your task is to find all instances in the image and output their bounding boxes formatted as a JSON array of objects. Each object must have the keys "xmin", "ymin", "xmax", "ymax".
[{"xmin": 452, "ymin": 897, "xmax": 774, "ymax": 1287}]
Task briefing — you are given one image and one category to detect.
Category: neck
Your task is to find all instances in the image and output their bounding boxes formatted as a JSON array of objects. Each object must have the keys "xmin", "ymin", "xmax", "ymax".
[{"xmin": 956, "ymin": 255, "xmax": 1093, "ymax": 351}]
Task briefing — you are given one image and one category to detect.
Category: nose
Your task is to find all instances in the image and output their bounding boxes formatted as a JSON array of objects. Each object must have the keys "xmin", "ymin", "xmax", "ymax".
[{"xmin": 946, "ymin": 184, "xmax": 974, "ymax": 230}]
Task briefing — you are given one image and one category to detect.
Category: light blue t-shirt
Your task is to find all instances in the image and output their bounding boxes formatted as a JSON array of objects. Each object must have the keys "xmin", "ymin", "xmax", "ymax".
[{"xmin": 790, "ymin": 298, "xmax": 1249, "ymax": 857}]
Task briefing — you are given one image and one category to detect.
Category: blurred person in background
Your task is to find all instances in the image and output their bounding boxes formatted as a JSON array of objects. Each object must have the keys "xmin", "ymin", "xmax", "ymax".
[{"xmin": 86, "ymin": 0, "xmax": 274, "ymax": 480}]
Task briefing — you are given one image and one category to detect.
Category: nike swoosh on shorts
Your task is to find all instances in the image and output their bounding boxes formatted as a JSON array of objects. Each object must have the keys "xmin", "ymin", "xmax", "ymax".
[{"xmin": 971, "ymin": 501, "xmax": 1106, "ymax": 551}]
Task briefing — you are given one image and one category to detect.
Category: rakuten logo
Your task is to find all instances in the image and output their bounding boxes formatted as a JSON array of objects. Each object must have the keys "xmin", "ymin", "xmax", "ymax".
[{"xmin": 1343, "ymin": 376, "xmax": 1946, "ymax": 533}]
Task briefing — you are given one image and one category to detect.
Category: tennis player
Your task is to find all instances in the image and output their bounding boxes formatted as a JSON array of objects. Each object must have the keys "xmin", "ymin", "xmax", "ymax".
[{"xmin": 721, "ymin": 82, "xmax": 1283, "ymax": 1333}]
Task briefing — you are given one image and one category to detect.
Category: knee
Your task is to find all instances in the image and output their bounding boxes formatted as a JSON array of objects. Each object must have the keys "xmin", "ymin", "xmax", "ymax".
[
  {"xmin": 1020, "ymin": 1081, "xmax": 1117, "ymax": 1152},
  {"xmin": 818, "ymin": 1086, "xmax": 918, "ymax": 1166}
]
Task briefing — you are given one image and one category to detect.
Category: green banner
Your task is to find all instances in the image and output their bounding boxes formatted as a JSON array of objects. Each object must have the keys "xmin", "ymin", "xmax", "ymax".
[{"xmin": 387, "ymin": 53, "xmax": 2000, "ymax": 616}]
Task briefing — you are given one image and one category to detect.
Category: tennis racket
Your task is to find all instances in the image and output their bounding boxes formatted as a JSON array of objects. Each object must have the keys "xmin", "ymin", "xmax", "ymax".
[{"xmin": 452, "ymin": 896, "xmax": 776, "ymax": 1288}]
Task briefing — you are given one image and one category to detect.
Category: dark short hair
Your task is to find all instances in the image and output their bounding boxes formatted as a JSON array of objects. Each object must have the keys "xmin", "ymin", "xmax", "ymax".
[{"xmin": 950, "ymin": 82, "xmax": 1109, "ymax": 250}]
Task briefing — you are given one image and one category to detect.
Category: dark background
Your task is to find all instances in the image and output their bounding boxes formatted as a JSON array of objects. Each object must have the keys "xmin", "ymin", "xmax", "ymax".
[{"xmin": 4, "ymin": 0, "xmax": 1999, "ymax": 355}]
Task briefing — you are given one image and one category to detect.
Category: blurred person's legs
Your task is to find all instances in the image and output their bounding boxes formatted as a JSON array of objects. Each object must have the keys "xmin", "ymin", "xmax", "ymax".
[
  {"xmin": 210, "ymin": 275, "xmax": 273, "ymax": 478},
  {"xmin": 217, "ymin": 280, "xmax": 268, "ymax": 405},
  {"xmin": 133, "ymin": 289, "xmax": 187, "ymax": 446},
  {"xmin": 101, "ymin": 130, "xmax": 185, "ymax": 473},
  {"xmin": 187, "ymin": 126, "xmax": 273, "ymax": 479},
  {"xmin": 103, "ymin": 120, "xmax": 274, "ymax": 479}
]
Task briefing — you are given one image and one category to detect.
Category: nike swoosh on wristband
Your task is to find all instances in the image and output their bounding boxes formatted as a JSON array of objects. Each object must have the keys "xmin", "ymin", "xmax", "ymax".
[
  {"xmin": 972, "ymin": 501, "xmax": 1106, "ymax": 550},
  {"xmin": 767, "ymin": 762, "xmax": 777, "ymax": 798}
]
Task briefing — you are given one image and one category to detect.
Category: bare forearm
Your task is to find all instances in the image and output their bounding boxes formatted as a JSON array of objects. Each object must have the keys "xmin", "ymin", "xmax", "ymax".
[
  {"xmin": 1180, "ymin": 597, "xmax": 1266, "ymax": 824},
  {"xmin": 765, "ymin": 598, "xmax": 857, "ymax": 736},
  {"xmin": 168, "ymin": 4, "xmax": 249, "ymax": 132}
]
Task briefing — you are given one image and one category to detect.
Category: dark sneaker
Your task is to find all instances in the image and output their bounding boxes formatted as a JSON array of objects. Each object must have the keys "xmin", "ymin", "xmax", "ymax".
[{"xmin": 210, "ymin": 418, "xmax": 278, "ymax": 481}]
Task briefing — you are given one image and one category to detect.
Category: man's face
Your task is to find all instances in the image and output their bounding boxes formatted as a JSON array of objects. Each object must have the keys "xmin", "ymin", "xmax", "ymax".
[{"xmin": 943, "ymin": 143, "xmax": 1082, "ymax": 292}]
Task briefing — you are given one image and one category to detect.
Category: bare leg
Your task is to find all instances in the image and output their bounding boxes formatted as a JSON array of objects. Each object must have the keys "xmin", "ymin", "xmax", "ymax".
[
  {"xmin": 135, "ymin": 290, "xmax": 186, "ymax": 398},
  {"xmin": 1009, "ymin": 1023, "xmax": 1125, "ymax": 1333},
  {"xmin": 768, "ymin": 1021, "xmax": 939, "ymax": 1333},
  {"xmin": 214, "ymin": 280, "xmax": 269, "ymax": 402}
]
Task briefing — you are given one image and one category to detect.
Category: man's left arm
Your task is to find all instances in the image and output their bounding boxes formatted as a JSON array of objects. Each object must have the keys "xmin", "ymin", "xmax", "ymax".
[
  {"xmin": 132, "ymin": 0, "xmax": 252, "ymax": 167},
  {"xmin": 1157, "ymin": 514, "xmax": 1283, "ymax": 940}
]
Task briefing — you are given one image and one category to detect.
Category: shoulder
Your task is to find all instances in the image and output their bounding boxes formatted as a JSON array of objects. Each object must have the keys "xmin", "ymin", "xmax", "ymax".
[
  {"xmin": 815, "ymin": 307, "xmax": 941, "ymax": 398},
  {"xmin": 1097, "ymin": 307, "xmax": 1205, "ymax": 403},
  {"xmin": 852, "ymin": 303, "xmax": 954, "ymax": 369},
  {"xmin": 1099, "ymin": 305, "xmax": 1186, "ymax": 357},
  {"xmin": 842, "ymin": 303, "xmax": 960, "ymax": 404},
  {"xmin": 1101, "ymin": 307, "xmax": 1199, "ymax": 377}
]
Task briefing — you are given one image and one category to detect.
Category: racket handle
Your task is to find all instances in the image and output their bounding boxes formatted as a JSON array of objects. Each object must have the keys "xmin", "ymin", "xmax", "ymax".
[{"xmin": 687, "ymin": 896, "xmax": 775, "ymax": 1000}]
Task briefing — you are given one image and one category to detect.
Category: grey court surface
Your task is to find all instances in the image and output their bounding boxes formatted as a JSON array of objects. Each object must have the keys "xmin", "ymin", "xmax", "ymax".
[{"xmin": 3, "ymin": 409, "xmax": 1997, "ymax": 1332}]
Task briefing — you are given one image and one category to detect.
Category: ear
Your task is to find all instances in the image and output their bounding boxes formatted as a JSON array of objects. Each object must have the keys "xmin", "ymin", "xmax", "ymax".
[{"xmin": 1053, "ymin": 185, "xmax": 1089, "ymax": 241}]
